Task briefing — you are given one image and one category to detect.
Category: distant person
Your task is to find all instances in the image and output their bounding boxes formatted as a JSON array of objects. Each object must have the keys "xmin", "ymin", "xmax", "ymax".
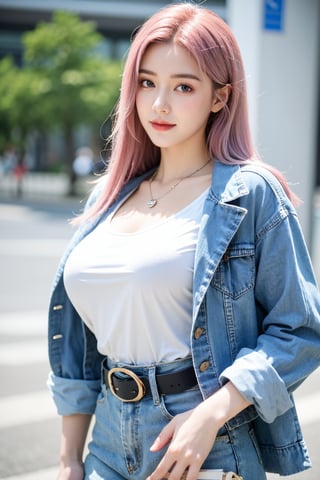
[
  {"xmin": 13, "ymin": 160, "xmax": 27, "ymax": 197},
  {"xmin": 72, "ymin": 147, "xmax": 94, "ymax": 177},
  {"xmin": 47, "ymin": 4, "xmax": 320, "ymax": 480},
  {"xmin": 2, "ymin": 145, "xmax": 17, "ymax": 174}
]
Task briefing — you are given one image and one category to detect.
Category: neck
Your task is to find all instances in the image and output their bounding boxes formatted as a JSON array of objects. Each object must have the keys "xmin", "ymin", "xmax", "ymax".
[{"xmin": 157, "ymin": 145, "xmax": 211, "ymax": 183}]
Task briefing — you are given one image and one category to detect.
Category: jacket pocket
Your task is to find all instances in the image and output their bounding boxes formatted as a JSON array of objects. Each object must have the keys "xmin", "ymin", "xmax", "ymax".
[{"xmin": 211, "ymin": 246, "xmax": 255, "ymax": 299}]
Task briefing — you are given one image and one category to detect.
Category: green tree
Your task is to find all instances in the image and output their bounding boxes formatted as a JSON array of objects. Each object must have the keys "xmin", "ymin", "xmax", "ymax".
[
  {"xmin": 23, "ymin": 11, "xmax": 122, "ymax": 193},
  {"xmin": 0, "ymin": 58, "xmax": 16, "ymax": 154},
  {"xmin": 0, "ymin": 56, "xmax": 51, "ymax": 167},
  {"xmin": 0, "ymin": 57, "xmax": 49, "ymax": 156}
]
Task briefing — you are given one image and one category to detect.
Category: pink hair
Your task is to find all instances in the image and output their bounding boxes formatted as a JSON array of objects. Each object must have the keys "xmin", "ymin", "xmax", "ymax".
[{"xmin": 74, "ymin": 3, "xmax": 298, "ymax": 224}]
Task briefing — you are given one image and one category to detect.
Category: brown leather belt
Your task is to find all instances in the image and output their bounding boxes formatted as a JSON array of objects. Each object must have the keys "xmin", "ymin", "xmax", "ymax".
[{"xmin": 103, "ymin": 363, "xmax": 198, "ymax": 402}]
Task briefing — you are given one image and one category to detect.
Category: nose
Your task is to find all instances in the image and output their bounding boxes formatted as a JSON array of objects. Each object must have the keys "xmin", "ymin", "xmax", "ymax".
[{"xmin": 152, "ymin": 92, "xmax": 170, "ymax": 114}]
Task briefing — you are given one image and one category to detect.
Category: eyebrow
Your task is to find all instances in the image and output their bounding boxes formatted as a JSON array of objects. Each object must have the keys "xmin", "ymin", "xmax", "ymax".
[{"xmin": 138, "ymin": 68, "xmax": 201, "ymax": 81}]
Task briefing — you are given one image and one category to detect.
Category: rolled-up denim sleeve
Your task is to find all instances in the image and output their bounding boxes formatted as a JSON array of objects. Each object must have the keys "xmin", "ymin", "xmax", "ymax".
[
  {"xmin": 47, "ymin": 371, "xmax": 101, "ymax": 416},
  {"xmin": 219, "ymin": 349, "xmax": 293, "ymax": 423}
]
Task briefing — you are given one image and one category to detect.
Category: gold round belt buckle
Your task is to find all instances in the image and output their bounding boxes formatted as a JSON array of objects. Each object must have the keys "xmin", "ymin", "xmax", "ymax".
[{"xmin": 107, "ymin": 367, "xmax": 146, "ymax": 402}]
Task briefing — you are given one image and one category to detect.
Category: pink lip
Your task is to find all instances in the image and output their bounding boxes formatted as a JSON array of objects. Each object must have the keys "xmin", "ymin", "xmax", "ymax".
[{"xmin": 150, "ymin": 120, "xmax": 176, "ymax": 131}]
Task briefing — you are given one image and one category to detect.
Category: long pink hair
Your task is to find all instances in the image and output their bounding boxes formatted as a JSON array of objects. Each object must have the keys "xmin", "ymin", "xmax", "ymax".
[{"xmin": 74, "ymin": 3, "xmax": 298, "ymax": 224}]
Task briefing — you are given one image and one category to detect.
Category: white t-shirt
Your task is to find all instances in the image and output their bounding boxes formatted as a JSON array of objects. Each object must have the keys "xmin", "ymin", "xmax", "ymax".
[{"xmin": 63, "ymin": 189, "xmax": 208, "ymax": 365}]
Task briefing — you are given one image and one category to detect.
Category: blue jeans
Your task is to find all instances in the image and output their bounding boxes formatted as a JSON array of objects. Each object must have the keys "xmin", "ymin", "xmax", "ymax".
[{"xmin": 84, "ymin": 357, "xmax": 266, "ymax": 480}]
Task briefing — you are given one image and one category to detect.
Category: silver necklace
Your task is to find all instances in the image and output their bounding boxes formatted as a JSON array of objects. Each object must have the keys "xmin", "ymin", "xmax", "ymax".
[{"xmin": 147, "ymin": 159, "xmax": 211, "ymax": 208}]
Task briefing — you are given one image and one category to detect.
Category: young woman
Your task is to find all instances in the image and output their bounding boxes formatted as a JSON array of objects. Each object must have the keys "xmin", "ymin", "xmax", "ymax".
[{"xmin": 48, "ymin": 3, "xmax": 320, "ymax": 480}]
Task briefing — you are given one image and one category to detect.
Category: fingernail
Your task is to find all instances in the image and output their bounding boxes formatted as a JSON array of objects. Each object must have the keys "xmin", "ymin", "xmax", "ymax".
[{"xmin": 150, "ymin": 437, "xmax": 159, "ymax": 451}]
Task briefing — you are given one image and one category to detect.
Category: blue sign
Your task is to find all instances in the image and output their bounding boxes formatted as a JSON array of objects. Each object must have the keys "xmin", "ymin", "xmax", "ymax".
[{"xmin": 263, "ymin": 0, "xmax": 285, "ymax": 32}]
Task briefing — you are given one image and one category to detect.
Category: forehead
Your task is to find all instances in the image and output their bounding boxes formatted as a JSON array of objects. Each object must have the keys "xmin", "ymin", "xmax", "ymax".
[{"xmin": 140, "ymin": 42, "xmax": 201, "ymax": 74}]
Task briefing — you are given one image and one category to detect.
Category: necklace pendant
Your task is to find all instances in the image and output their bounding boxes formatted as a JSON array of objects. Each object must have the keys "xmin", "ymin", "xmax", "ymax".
[{"xmin": 147, "ymin": 198, "xmax": 157, "ymax": 208}]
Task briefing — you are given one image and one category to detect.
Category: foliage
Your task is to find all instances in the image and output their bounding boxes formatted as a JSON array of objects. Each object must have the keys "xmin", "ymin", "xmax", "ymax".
[
  {"xmin": 23, "ymin": 11, "xmax": 121, "ymax": 129},
  {"xmin": 0, "ymin": 57, "xmax": 52, "ymax": 155},
  {"xmin": 0, "ymin": 10, "xmax": 123, "ymax": 191},
  {"xmin": 0, "ymin": 57, "xmax": 16, "ymax": 152}
]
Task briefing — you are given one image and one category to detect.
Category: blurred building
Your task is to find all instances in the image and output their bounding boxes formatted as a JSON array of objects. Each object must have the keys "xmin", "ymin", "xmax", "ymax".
[{"xmin": 0, "ymin": 0, "xmax": 226, "ymax": 64}]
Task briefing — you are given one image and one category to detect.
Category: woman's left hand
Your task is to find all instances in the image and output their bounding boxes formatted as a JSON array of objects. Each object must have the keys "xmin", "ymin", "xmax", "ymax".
[
  {"xmin": 146, "ymin": 382, "xmax": 251, "ymax": 480},
  {"xmin": 146, "ymin": 401, "xmax": 219, "ymax": 480}
]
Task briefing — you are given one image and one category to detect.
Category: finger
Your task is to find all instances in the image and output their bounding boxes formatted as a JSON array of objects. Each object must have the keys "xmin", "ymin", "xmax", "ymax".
[
  {"xmin": 150, "ymin": 422, "xmax": 174, "ymax": 452},
  {"xmin": 167, "ymin": 464, "xmax": 189, "ymax": 480},
  {"xmin": 167, "ymin": 451, "xmax": 203, "ymax": 480},
  {"xmin": 185, "ymin": 463, "xmax": 202, "ymax": 480},
  {"xmin": 147, "ymin": 454, "xmax": 177, "ymax": 479}
]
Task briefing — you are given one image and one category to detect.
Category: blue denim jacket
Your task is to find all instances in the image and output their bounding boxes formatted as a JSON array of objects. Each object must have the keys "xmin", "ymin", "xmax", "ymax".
[{"xmin": 48, "ymin": 162, "xmax": 320, "ymax": 475}]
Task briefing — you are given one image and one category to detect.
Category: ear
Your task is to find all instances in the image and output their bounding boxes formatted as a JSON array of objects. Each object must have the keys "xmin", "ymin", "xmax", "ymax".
[{"xmin": 211, "ymin": 84, "xmax": 232, "ymax": 113}]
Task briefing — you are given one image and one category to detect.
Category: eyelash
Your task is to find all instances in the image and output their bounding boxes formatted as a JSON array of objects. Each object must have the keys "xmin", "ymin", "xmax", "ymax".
[
  {"xmin": 140, "ymin": 79, "xmax": 154, "ymax": 88},
  {"xmin": 176, "ymin": 84, "xmax": 193, "ymax": 93},
  {"xmin": 139, "ymin": 79, "xmax": 193, "ymax": 93}
]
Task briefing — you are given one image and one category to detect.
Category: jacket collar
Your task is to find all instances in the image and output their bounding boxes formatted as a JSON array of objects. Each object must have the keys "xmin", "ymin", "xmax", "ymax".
[
  {"xmin": 193, "ymin": 162, "xmax": 249, "ymax": 320},
  {"xmin": 211, "ymin": 161, "xmax": 249, "ymax": 203}
]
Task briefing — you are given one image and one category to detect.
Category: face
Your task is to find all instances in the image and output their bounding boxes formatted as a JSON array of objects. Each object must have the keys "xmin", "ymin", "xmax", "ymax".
[{"xmin": 135, "ymin": 42, "xmax": 218, "ymax": 153}]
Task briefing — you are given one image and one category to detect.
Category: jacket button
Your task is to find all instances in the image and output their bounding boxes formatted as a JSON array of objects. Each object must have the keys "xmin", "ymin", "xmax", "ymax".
[
  {"xmin": 53, "ymin": 304, "xmax": 63, "ymax": 311},
  {"xmin": 194, "ymin": 327, "xmax": 204, "ymax": 340},
  {"xmin": 199, "ymin": 361, "xmax": 210, "ymax": 372},
  {"xmin": 52, "ymin": 333, "xmax": 63, "ymax": 340}
]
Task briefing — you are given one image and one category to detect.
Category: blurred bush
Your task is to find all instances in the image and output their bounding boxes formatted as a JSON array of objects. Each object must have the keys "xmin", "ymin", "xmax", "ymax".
[{"xmin": 0, "ymin": 11, "xmax": 123, "ymax": 194}]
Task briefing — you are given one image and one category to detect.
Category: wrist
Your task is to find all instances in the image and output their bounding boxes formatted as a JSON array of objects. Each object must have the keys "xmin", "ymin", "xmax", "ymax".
[
  {"xmin": 203, "ymin": 382, "xmax": 251, "ymax": 427},
  {"xmin": 59, "ymin": 453, "xmax": 83, "ymax": 467},
  {"xmin": 58, "ymin": 460, "xmax": 84, "ymax": 480}
]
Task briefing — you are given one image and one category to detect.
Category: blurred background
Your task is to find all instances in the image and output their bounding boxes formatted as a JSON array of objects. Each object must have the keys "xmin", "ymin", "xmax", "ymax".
[{"xmin": 0, "ymin": 1, "xmax": 319, "ymax": 479}]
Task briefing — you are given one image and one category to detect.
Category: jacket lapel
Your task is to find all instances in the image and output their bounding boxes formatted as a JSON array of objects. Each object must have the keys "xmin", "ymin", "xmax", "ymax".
[{"xmin": 193, "ymin": 163, "xmax": 249, "ymax": 320}]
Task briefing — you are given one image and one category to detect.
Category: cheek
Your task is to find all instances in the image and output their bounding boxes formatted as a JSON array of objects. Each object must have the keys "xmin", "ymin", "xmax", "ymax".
[
  {"xmin": 135, "ymin": 93, "xmax": 141, "ymax": 113},
  {"xmin": 135, "ymin": 93, "xmax": 148, "ymax": 123},
  {"xmin": 183, "ymin": 98, "xmax": 213, "ymax": 125},
  {"xmin": 184, "ymin": 92, "xmax": 212, "ymax": 112}
]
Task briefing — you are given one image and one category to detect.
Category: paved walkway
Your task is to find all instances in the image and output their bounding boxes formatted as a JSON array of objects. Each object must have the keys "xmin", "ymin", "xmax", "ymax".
[{"xmin": 1, "ymin": 467, "xmax": 57, "ymax": 480}]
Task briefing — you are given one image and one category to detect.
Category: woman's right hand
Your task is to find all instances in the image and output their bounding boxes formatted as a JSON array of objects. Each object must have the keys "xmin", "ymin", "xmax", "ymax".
[{"xmin": 57, "ymin": 461, "xmax": 84, "ymax": 480}]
